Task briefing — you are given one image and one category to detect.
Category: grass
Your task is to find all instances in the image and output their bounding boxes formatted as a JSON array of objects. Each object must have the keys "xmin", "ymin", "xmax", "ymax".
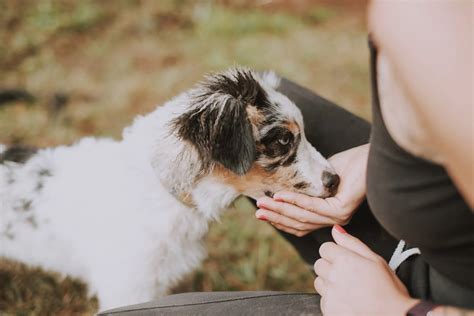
[{"xmin": 0, "ymin": 1, "xmax": 369, "ymax": 314}]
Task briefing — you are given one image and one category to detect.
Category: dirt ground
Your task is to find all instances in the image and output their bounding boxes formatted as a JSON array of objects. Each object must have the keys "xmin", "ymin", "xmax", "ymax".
[{"xmin": 0, "ymin": 1, "xmax": 370, "ymax": 314}]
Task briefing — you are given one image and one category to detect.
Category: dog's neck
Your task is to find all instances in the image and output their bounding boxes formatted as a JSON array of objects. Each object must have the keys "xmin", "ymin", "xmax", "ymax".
[
  {"xmin": 190, "ymin": 176, "xmax": 240, "ymax": 219},
  {"xmin": 160, "ymin": 174, "xmax": 240, "ymax": 220}
]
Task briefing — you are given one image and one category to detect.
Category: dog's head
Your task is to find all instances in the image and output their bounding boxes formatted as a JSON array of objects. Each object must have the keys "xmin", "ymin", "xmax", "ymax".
[{"xmin": 171, "ymin": 68, "xmax": 339, "ymax": 201}]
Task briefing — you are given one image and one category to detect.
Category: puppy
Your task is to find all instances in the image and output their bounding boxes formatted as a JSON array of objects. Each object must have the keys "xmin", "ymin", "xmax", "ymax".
[{"xmin": 0, "ymin": 68, "xmax": 338, "ymax": 310}]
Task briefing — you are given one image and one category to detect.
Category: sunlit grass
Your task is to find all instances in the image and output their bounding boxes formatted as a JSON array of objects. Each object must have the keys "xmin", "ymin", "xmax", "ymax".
[{"xmin": 193, "ymin": 5, "xmax": 304, "ymax": 37}]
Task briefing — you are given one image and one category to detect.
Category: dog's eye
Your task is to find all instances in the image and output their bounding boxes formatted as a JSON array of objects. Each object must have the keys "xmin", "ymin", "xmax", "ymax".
[{"xmin": 278, "ymin": 135, "xmax": 291, "ymax": 146}]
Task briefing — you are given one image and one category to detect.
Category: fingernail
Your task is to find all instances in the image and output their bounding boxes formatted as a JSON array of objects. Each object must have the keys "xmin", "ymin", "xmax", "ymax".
[
  {"xmin": 334, "ymin": 224, "xmax": 347, "ymax": 234},
  {"xmin": 273, "ymin": 194, "xmax": 283, "ymax": 202},
  {"xmin": 257, "ymin": 198, "xmax": 270, "ymax": 209},
  {"xmin": 257, "ymin": 215, "xmax": 268, "ymax": 221}
]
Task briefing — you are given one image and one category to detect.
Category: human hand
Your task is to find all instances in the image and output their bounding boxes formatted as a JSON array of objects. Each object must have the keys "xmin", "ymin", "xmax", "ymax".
[
  {"xmin": 255, "ymin": 144, "xmax": 369, "ymax": 236},
  {"xmin": 314, "ymin": 225, "xmax": 418, "ymax": 315}
]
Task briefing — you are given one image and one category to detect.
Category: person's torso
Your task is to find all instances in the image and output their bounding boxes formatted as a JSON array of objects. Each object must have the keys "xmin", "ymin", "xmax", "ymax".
[{"xmin": 365, "ymin": 40, "xmax": 474, "ymax": 289}]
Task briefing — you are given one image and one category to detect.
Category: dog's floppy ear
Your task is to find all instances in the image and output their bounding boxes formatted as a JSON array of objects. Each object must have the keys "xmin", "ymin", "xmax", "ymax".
[
  {"xmin": 173, "ymin": 70, "xmax": 265, "ymax": 175},
  {"xmin": 174, "ymin": 96, "xmax": 255, "ymax": 175}
]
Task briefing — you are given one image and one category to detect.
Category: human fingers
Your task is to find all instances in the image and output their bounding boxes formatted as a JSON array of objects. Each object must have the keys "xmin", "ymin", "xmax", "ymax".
[
  {"xmin": 318, "ymin": 241, "xmax": 353, "ymax": 263},
  {"xmin": 314, "ymin": 258, "xmax": 332, "ymax": 280},
  {"xmin": 273, "ymin": 191, "xmax": 352, "ymax": 224},
  {"xmin": 256, "ymin": 196, "xmax": 335, "ymax": 225},
  {"xmin": 331, "ymin": 225, "xmax": 380, "ymax": 261},
  {"xmin": 314, "ymin": 276, "xmax": 327, "ymax": 296},
  {"xmin": 272, "ymin": 191, "xmax": 336, "ymax": 217},
  {"xmin": 270, "ymin": 222, "xmax": 314, "ymax": 237},
  {"xmin": 256, "ymin": 208, "xmax": 323, "ymax": 232}
]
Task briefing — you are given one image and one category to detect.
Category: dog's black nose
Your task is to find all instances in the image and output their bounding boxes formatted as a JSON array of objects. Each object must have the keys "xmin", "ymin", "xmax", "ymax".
[{"xmin": 322, "ymin": 171, "xmax": 340, "ymax": 192}]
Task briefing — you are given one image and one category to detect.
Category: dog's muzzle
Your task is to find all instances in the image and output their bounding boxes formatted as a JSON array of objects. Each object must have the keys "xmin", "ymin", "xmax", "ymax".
[{"xmin": 322, "ymin": 171, "xmax": 340, "ymax": 196}]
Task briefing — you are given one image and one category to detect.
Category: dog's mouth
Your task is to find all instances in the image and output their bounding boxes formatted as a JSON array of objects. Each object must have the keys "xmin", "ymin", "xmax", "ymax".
[{"xmin": 319, "ymin": 188, "xmax": 337, "ymax": 199}]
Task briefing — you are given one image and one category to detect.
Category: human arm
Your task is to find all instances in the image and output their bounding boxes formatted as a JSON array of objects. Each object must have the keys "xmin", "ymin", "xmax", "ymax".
[{"xmin": 256, "ymin": 143, "xmax": 369, "ymax": 236}]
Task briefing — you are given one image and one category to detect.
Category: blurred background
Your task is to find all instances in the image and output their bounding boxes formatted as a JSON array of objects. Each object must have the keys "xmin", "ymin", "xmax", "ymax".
[{"xmin": 0, "ymin": 0, "xmax": 370, "ymax": 314}]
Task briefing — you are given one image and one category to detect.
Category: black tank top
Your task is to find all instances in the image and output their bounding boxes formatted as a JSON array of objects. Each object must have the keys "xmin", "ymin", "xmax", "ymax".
[{"xmin": 366, "ymin": 40, "xmax": 474, "ymax": 289}]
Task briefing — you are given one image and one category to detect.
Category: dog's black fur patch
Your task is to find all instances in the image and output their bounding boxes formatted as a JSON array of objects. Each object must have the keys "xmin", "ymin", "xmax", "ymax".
[
  {"xmin": 175, "ymin": 98, "xmax": 255, "ymax": 175},
  {"xmin": 264, "ymin": 190, "xmax": 274, "ymax": 198},
  {"xmin": 3, "ymin": 223, "xmax": 14, "ymax": 240},
  {"xmin": 174, "ymin": 70, "xmax": 269, "ymax": 175},
  {"xmin": 0, "ymin": 88, "xmax": 35, "ymax": 105},
  {"xmin": 0, "ymin": 145, "xmax": 37, "ymax": 164},
  {"xmin": 14, "ymin": 199, "xmax": 33, "ymax": 212},
  {"xmin": 281, "ymin": 151, "xmax": 298, "ymax": 167},
  {"xmin": 293, "ymin": 181, "xmax": 310, "ymax": 190},
  {"xmin": 38, "ymin": 168, "xmax": 52, "ymax": 177},
  {"xmin": 35, "ymin": 168, "xmax": 53, "ymax": 192},
  {"xmin": 203, "ymin": 70, "xmax": 271, "ymax": 109},
  {"xmin": 259, "ymin": 127, "xmax": 301, "ymax": 172},
  {"xmin": 259, "ymin": 127, "xmax": 294, "ymax": 158}
]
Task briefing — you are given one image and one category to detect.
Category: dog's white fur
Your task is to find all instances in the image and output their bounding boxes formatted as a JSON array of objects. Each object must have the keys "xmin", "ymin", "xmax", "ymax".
[{"xmin": 0, "ymin": 69, "xmax": 333, "ymax": 310}]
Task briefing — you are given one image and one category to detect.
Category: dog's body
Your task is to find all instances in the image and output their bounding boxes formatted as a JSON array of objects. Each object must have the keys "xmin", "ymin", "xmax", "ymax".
[{"xmin": 0, "ymin": 69, "xmax": 337, "ymax": 310}]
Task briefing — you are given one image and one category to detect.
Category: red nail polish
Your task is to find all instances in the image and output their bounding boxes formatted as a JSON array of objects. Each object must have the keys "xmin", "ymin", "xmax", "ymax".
[
  {"xmin": 334, "ymin": 224, "xmax": 347, "ymax": 234},
  {"xmin": 257, "ymin": 215, "xmax": 268, "ymax": 221}
]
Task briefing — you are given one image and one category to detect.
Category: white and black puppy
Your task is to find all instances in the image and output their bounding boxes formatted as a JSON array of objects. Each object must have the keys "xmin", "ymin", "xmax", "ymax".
[{"xmin": 0, "ymin": 68, "xmax": 338, "ymax": 310}]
